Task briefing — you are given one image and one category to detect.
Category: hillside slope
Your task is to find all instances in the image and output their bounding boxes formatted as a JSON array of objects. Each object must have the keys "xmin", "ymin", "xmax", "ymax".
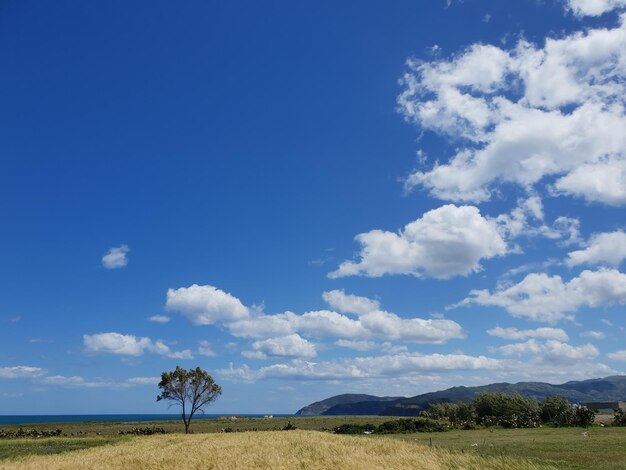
[{"xmin": 296, "ymin": 375, "xmax": 626, "ymax": 416}]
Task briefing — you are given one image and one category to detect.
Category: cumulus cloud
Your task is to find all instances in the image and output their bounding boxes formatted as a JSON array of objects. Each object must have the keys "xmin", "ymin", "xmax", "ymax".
[
  {"xmin": 566, "ymin": 0, "xmax": 626, "ymax": 16},
  {"xmin": 164, "ymin": 285, "xmax": 463, "ymax": 346},
  {"xmin": 41, "ymin": 375, "xmax": 161, "ymax": 389},
  {"xmin": 608, "ymin": 350, "xmax": 626, "ymax": 360},
  {"xmin": 566, "ymin": 231, "xmax": 626, "ymax": 267},
  {"xmin": 496, "ymin": 339, "xmax": 599, "ymax": 363},
  {"xmin": 581, "ymin": 330, "xmax": 606, "ymax": 339},
  {"xmin": 334, "ymin": 339, "xmax": 378, "ymax": 351},
  {"xmin": 322, "ymin": 290, "xmax": 380, "ymax": 315},
  {"xmin": 553, "ymin": 159, "xmax": 626, "ymax": 206},
  {"xmin": 0, "ymin": 366, "xmax": 46, "ymax": 379},
  {"xmin": 487, "ymin": 327, "xmax": 569, "ymax": 341},
  {"xmin": 125, "ymin": 376, "xmax": 160, "ymax": 385},
  {"xmin": 242, "ymin": 334, "xmax": 317, "ymax": 360},
  {"xmin": 102, "ymin": 245, "xmax": 129, "ymax": 269},
  {"xmin": 229, "ymin": 291, "xmax": 463, "ymax": 344},
  {"xmin": 147, "ymin": 315, "xmax": 171, "ymax": 323},
  {"xmin": 197, "ymin": 340, "xmax": 216, "ymax": 357},
  {"xmin": 399, "ymin": 16, "xmax": 626, "ymax": 206},
  {"xmin": 166, "ymin": 284, "xmax": 249, "ymax": 325},
  {"xmin": 357, "ymin": 309, "xmax": 464, "ymax": 343},
  {"xmin": 83, "ymin": 332, "xmax": 193, "ymax": 359},
  {"xmin": 228, "ymin": 310, "xmax": 369, "ymax": 340},
  {"xmin": 456, "ymin": 268, "xmax": 626, "ymax": 322},
  {"xmin": 329, "ymin": 205, "xmax": 507, "ymax": 279},
  {"xmin": 42, "ymin": 375, "xmax": 121, "ymax": 388},
  {"xmin": 219, "ymin": 352, "xmax": 503, "ymax": 382},
  {"xmin": 493, "ymin": 197, "xmax": 582, "ymax": 245}
]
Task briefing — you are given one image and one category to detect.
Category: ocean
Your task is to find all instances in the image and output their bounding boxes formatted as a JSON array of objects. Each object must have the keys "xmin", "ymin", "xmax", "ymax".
[{"xmin": 0, "ymin": 414, "xmax": 293, "ymax": 425}]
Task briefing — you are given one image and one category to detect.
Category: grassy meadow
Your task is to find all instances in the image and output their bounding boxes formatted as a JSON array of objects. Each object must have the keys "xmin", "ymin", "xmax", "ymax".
[
  {"xmin": 0, "ymin": 430, "xmax": 559, "ymax": 470},
  {"xmin": 1, "ymin": 417, "xmax": 625, "ymax": 469}
]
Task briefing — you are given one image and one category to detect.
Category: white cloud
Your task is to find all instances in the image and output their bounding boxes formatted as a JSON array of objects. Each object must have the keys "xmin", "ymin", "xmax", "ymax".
[
  {"xmin": 297, "ymin": 310, "xmax": 371, "ymax": 339},
  {"xmin": 166, "ymin": 349, "xmax": 194, "ymax": 360},
  {"xmin": 399, "ymin": 17, "xmax": 626, "ymax": 206},
  {"xmin": 83, "ymin": 332, "xmax": 193, "ymax": 359},
  {"xmin": 581, "ymin": 330, "xmax": 606, "ymax": 339},
  {"xmin": 228, "ymin": 313, "xmax": 296, "ymax": 339},
  {"xmin": 228, "ymin": 310, "xmax": 369, "ymax": 340},
  {"xmin": 84, "ymin": 332, "xmax": 150, "ymax": 356},
  {"xmin": 0, "ymin": 366, "xmax": 46, "ymax": 379},
  {"xmin": 322, "ymin": 290, "xmax": 380, "ymax": 315},
  {"xmin": 496, "ymin": 339, "xmax": 599, "ymax": 363},
  {"xmin": 456, "ymin": 268, "xmax": 626, "ymax": 323},
  {"xmin": 554, "ymin": 159, "xmax": 626, "ymax": 206},
  {"xmin": 102, "ymin": 245, "xmax": 129, "ymax": 269},
  {"xmin": 166, "ymin": 284, "xmax": 249, "ymax": 325},
  {"xmin": 197, "ymin": 340, "xmax": 216, "ymax": 357},
  {"xmin": 219, "ymin": 352, "xmax": 503, "ymax": 382},
  {"xmin": 243, "ymin": 334, "xmax": 316, "ymax": 360},
  {"xmin": 147, "ymin": 315, "xmax": 171, "ymax": 323},
  {"xmin": 608, "ymin": 350, "xmax": 626, "ymax": 360},
  {"xmin": 335, "ymin": 339, "xmax": 378, "ymax": 351},
  {"xmin": 330, "ymin": 205, "xmax": 507, "ymax": 279},
  {"xmin": 566, "ymin": 231, "xmax": 626, "ymax": 267},
  {"xmin": 41, "ymin": 375, "xmax": 161, "ymax": 389},
  {"xmin": 358, "ymin": 310, "xmax": 464, "ymax": 343},
  {"xmin": 487, "ymin": 326, "xmax": 569, "ymax": 341},
  {"xmin": 493, "ymin": 197, "xmax": 582, "ymax": 245},
  {"xmin": 229, "ymin": 291, "xmax": 463, "ymax": 345},
  {"xmin": 566, "ymin": 0, "xmax": 626, "ymax": 16},
  {"xmin": 125, "ymin": 376, "xmax": 160, "ymax": 385},
  {"xmin": 42, "ymin": 375, "xmax": 120, "ymax": 388},
  {"xmin": 334, "ymin": 340, "xmax": 408, "ymax": 353}
]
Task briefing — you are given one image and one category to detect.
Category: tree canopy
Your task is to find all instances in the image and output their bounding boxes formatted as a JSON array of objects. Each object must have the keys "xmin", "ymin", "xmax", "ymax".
[{"xmin": 157, "ymin": 366, "xmax": 222, "ymax": 433}]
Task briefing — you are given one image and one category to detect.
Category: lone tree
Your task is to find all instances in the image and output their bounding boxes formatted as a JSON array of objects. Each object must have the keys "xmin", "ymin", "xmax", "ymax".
[{"xmin": 157, "ymin": 366, "xmax": 222, "ymax": 434}]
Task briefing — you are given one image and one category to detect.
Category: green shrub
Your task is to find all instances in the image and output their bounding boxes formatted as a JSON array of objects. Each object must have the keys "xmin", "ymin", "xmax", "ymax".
[
  {"xmin": 425, "ymin": 402, "xmax": 475, "ymax": 429},
  {"xmin": 332, "ymin": 423, "xmax": 376, "ymax": 434},
  {"xmin": 540, "ymin": 397, "xmax": 575, "ymax": 426},
  {"xmin": 613, "ymin": 408, "xmax": 626, "ymax": 426},
  {"xmin": 376, "ymin": 418, "xmax": 447, "ymax": 434},
  {"xmin": 572, "ymin": 405, "xmax": 595, "ymax": 428},
  {"xmin": 473, "ymin": 392, "xmax": 540, "ymax": 428},
  {"xmin": 281, "ymin": 421, "xmax": 297, "ymax": 431}
]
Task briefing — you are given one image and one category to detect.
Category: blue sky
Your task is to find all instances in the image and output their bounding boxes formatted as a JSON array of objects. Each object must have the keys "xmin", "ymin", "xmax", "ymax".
[{"xmin": 2, "ymin": 0, "xmax": 626, "ymax": 414}]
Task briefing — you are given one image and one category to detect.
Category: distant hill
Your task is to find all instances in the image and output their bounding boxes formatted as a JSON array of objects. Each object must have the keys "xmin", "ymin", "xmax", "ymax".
[
  {"xmin": 295, "ymin": 376, "xmax": 626, "ymax": 416},
  {"xmin": 295, "ymin": 394, "xmax": 402, "ymax": 416}
]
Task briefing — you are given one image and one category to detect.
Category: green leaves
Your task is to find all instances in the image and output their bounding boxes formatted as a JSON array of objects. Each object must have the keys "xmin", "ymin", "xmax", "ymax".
[{"xmin": 156, "ymin": 366, "xmax": 222, "ymax": 433}]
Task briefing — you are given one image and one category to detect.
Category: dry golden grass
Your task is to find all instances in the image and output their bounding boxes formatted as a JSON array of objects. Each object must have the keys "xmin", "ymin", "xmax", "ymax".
[{"xmin": 1, "ymin": 430, "xmax": 556, "ymax": 470}]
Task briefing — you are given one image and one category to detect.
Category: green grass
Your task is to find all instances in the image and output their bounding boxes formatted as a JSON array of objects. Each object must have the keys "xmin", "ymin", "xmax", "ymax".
[
  {"xmin": 1, "ymin": 417, "xmax": 625, "ymax": 468},
  {"xmin": 0, "ymin": 415, "xmax": 394, "ymax": 437},
  {"xmin": 0, "ymin": 436, "xmax": 128, "ymax": 460},
  {"xmin": 387, "ymin": 426, "xmax": 626, "ymax": 469}
]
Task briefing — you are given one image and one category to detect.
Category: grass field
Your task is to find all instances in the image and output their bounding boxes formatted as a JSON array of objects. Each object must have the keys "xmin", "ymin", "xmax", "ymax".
[
  {"xmin": 1, "ymin": 417, "xmax": 625, "ymax": 469},
  {"xmin": 398, "ymin": 426, "xmax": 626, "ymax": 469},
  {"xmin": 0, "ymin": 430, "xmax": 559, "ymax": 470}
]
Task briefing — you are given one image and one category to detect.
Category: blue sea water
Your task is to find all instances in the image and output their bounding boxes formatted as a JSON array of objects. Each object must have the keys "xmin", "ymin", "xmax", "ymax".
[{"xmin": 0, "ymin": 414, "xmax": 293, "ymax": 425}]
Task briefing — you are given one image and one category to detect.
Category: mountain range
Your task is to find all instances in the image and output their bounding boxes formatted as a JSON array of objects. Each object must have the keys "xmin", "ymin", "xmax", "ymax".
[{"xmin": 295, "ymin": 375, "xmax": 626, "ymax": 416}]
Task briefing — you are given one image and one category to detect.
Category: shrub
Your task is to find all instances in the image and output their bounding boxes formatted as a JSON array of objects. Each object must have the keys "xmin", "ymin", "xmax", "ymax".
[
  {"xmin": 118, "ymin": 427, "xmax": 166, "ymax": 436},
  {"xmin": 540, "ymin": 397, "xmax": 575, "ymax": 426},
  {"xmin": 425, "ymin": 402, "xmax": 475, "ymax": 429},
  {"xmin": 473, "ymin": 392, "xmax": 540, "ymax": 428},
  {"xmin": 332, "ymin": 423, "xmax": 376, "ymax": 435},
  {"xmin": 376, "ymin": 418, "xmax": 447, "ymax": 434},
  {"xmin": 613, "ymin": 408, "xmax": 626, "ymax": 426},
  {"xmin": 572, "ymin": 405, "xmax": 595, "ymax": 428},
  {"xmin": 0, "ymin": 428, "xmax": 63, "ymax": 439}
]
